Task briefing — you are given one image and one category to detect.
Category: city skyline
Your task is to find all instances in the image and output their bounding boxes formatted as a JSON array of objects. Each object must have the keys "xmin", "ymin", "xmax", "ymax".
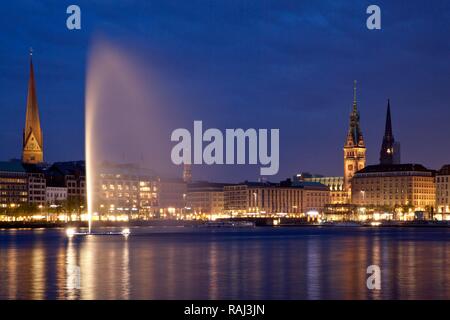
[
  {"xmin": 1, "ymin": 1, "xmax": 450, "ymax": 182},
  {"xmin": 1, "ymin": 1, "xmax": 450, "ymax": 303},
  {"xmin": 1, "ymin": 49, "xmax": 446, "ymax": 183}
]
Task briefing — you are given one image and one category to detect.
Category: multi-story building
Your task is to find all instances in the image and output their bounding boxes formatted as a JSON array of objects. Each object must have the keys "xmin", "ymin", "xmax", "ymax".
[
  {"xmin": 436, "ymin": 165, "xmax": 450, "ymax": 220},
  {"xmin": 0, "ymin": 162, "xmax": 28, "ymax": 210},
  {"xmin": 23, "ymin": 164, "xmax": 46, "ymax": 206},
  {"xmin": 296, "ymin": 173, "xmax": 347, "ymax": 204},
  {"xmin": 352, "ymin": 164, "xmax": 436, "ymax": 217},
  {"xmin": 158, "ymin": 178, "xmax": 187, "ymax": 216},
  {"xmin": 27, "ymin": 172, "xmax": 46, "ymax": 205},
  {"xmin": 0, "ymin": 162, "xmax": 47, "ymax": 209},
  {"xmin": 182, "ymin": 164, "xmax": 192, "ymax": 183},
  {"xmin": 302, "ymin": 182, "xmax": 331, "ymax": 212},
  {"xmin": 186, "ymin": 182, "xmax": 230, "ymax": 216},
  {"xmin": 224, "ymin": 180, "xmax": 329, "ymax": 216},
  {"xmin": 96, "ymin": 163, "xmax": 158, "ymax": 216},
  {"xmin": 45, "ymin": 161, "xmax": 86, "ymax": 210},
  {"xmin": 138, "ymin": 179, "xmax": 159, "ymax": 214},
  {"xmin": 46, "ymin": 186, "xmax": 68, "ymax": 205}
]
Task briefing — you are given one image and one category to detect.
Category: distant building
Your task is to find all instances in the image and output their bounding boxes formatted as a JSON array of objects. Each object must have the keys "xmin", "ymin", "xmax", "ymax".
[
  {"xmin": 0, "ymin": 161, "xmax": 28, "ymax": 208},
  {"xmin": 22, "ymin": 50, "xmax": 44, "ymax": 164},
  {"xmin": 343, "ymin": 81, "xmax": 366, "ymax": 195},
  {"xmin": 0, "ymin": 161, "xmax": 46, "ymax": 208},
  {"xmin": 295, "ymin": 173, "xmax": 347, "ymax": 204},
  {"xmin": 182, "ymin": 164, "xmax": 192, "ymax": 183},
  {"xmin": 224, "ymin": 180, "xmax": 329, "ymax": 216},
  {"xmin": 96, "ymin": 162, "xmax": 158, "ymax": 216},
  {"xmin": 186, "ymin": 181, "xmax": 231, "ymax": 216},
  {"xmin": 46, "ymin": 186, "xmax": 68, "ymax": 205},
  {"xmin": 45, "ymin": 161, "xmax": 86, "ymax": 209},
  {"xmin": 436, "ymin": 165, "xmax": 450, "ymax": 219},
  {"xmin": 23, "ymin": 164, "xmax": 46, "ymax": 206},
  {"xmin": 352, "ymin": 164, "xmax": 436, "ymax": 216},
  {"xmin": 298, "ymin": 181, "xmax": 331, "ymax": 213},
  {"xmin": 158, "ymin": 178, "xmax": 187, "ymax": 216},
  {"xmin": 379, "ymin": 100, "xmax": 401, "ymax": 165}
]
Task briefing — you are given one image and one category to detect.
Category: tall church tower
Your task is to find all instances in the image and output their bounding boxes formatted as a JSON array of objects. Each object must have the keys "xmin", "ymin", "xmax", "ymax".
[
  {"xmin": 183, "ymin": 164, "xmax": 192, "ymax": 183},
  {"xmin": 22, "ymin": 49, "xmax": 44, "ymax": 164},
  {"xmin": 343, "ymin": 81, "xmax": 366, "ymax": 194},
  {"xmin": 379, "ymin": 99, "xmax": 400, "ymax": 165}
]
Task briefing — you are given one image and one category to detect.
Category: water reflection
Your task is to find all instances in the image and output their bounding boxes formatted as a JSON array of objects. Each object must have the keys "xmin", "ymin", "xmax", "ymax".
[
  {"xmin": 66, "ymin": 239, "xmax": 79, "ymax": 299},
  {"xmin": 0, "ymin": 227, "xmax": 449, "ymax": 299}
]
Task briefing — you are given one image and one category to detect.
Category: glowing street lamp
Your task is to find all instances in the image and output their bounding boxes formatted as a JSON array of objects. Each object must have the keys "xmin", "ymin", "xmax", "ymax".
[{"xmin": 38, "ymin": 204, "xmax": 46, "ymax": 221}]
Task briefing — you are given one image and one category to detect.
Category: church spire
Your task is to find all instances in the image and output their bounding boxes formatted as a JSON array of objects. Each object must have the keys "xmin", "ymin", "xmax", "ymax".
[
  {"xmin": 345, "ymin": 80, "xmax": 364, "ymax": 148},
  {"xmin": 22, "ymin": 49, "xmax": 43, "ymax": 164},
  {"xmin": 379, "ymin": 99, "xmax": 398, "ymax": 165},
  {"xmin": 384, "ymin": 99, "xmax": 393, "ymax": 139}
]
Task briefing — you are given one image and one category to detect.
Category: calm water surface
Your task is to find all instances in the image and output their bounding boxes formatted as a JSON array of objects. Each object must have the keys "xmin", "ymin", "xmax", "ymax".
[{"xmin": 0, "ymin": 226, "xmax": 449, "ymax": 299}]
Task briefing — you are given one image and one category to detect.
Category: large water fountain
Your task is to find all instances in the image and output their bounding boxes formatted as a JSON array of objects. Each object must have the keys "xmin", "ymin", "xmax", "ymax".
[{"xmin": 68, "ymin": 38, "xmax": 169, "ymax": 237}]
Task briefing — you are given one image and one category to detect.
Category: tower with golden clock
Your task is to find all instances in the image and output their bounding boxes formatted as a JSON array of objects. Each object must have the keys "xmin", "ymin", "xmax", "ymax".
[{"xmin": 22, "ymin": 49, "xmax": 44, "ymax": 164}]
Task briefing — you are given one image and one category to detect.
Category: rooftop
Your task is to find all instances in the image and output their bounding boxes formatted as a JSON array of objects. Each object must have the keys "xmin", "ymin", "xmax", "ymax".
[
  {"xmin": 0, "ymin": 161, "xmax": 26, "ymax": 173},
  {"xmin": 188, "ymin": 181, "xmax": 233, "ymax": 192},
  {"xmin": 229, "ymin": 179, "xmax": 329, "ymax": 190},
  {"xmin": 356, "ymin": 163, "xmax": 434, "ymax": 174},
  {"xmin": 438, "ymin": 165, "xmax": 450, "ymax": 175}
]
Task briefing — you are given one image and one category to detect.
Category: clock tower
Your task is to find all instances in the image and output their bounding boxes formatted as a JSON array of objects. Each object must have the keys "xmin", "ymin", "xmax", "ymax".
[
  {"xmin": 22, "ymin": 49, "xmax": 44, "ymax": 164},
  {"xmin": 343, "ymin": 81, "xmax": 366, "ymax": 196}
]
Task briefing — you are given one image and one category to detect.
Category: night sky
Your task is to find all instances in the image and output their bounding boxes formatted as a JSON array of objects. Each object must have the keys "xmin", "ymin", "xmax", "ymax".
[{"xmin": 1, "ymin": 0, "xmax": 449, "ymax": 182}]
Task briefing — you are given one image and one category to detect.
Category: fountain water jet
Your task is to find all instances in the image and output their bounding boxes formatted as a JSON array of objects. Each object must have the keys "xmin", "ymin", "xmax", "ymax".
[
  {"xmin": 63, "ymin": 37, "xmax": 178, "ymax": 238},
  {"xmin": 82, "ymin": 39, "xmax": 160, "ymax": 236}
]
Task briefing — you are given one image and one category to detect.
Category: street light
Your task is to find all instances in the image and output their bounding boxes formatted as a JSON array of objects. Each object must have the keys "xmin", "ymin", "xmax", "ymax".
[{"xmin": 38, "ymin": 204, "xmax": 46, "ymax": 221}]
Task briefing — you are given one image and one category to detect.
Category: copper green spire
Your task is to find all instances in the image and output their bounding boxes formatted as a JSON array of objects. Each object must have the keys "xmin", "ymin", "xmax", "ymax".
[{"xmin": 345, "ymin": 80, "xmax": 365, "ymax": 147}]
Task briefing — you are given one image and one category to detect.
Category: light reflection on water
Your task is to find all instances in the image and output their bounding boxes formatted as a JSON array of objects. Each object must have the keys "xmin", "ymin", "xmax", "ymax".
[{"xmin": 0, "ymin": 227, "xmax": 449, "ymax": 300}]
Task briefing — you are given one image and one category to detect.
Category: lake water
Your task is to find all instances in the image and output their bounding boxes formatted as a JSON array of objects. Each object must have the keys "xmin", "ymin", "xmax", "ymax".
[{"xmin": 0, "ymin": 226, "xmax": 449, "ymax": 299}]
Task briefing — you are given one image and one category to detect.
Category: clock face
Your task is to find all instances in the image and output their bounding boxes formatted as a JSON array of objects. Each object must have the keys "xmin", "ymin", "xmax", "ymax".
[
  {"xmin": 25, "ymin": 139, "xmax": 40, "ymax": 151},
  {"xmin": 24, "ymin": 133, "xmax": 41, "ymax": 151}
]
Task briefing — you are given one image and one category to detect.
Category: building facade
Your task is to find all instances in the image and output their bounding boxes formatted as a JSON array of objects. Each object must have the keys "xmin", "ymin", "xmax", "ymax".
[
  {"xmin": 296, "ymin": 173, "xmax": 347, "ymax": 204},
  {"xmin": 158, "ymin": 178, "xmax": 187, "ymax": 217},
  {"xmin": 96, "ymin": 163, "xmax": 158, "ymax": 216},
  {"xmin": 0, "ymin": 162, "xmax": 47, "ymax": 209},
  {"xmin": 224, "ymin": 181, "xmax": 329, "ymax": 216},
  {"xmin": 0, "ymin": 162, "xmax": 28, "ymax": 210},
  {"xmin": 352, "ymin": 164, "xmax": 436, "ymax": 216},
  {"xmin": 182, "ymin": 164, "xmax": 192, "ymax": 183},
  {"xmin": 46, "ymin": 186, "xmax": 68, "ymax": 205},
  {"xmin": 45, "ymin": 161, "xmax": 86, "ymax": 211},
  {"xmin": 343, "ymin": 81, "xmax": 366, "ymax": 196},
  {"xmin": 186, "ymin": 182, "xmax": 229, "ymax": 216},
  {"xmin": 26, "ymin": 171, "xmax": 46, "ymax": 205},
  {"xmin": 436, "ymin": 165, "xmax": 450, "ymax": 219}
]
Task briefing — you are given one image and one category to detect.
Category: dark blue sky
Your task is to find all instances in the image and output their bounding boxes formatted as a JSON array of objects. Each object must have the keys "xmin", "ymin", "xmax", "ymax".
[{"xmin": 1, "ymin": 0, "xmax": 449, "ymax": 181}]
